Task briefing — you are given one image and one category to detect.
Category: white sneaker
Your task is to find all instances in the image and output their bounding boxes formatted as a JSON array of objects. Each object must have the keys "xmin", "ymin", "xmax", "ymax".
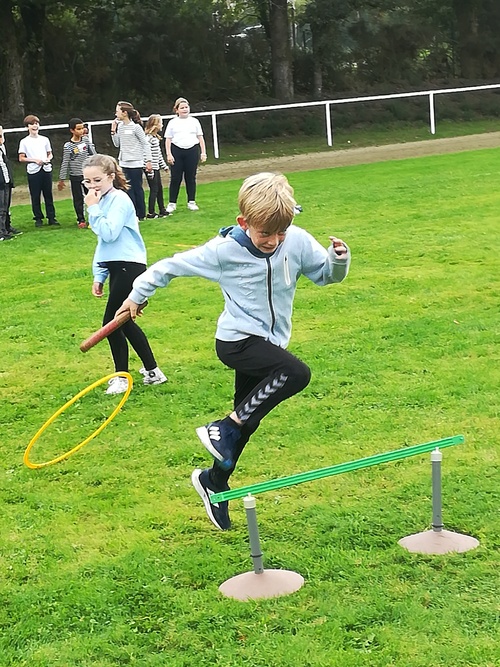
[
  {"xmin": 166, "ymin": 203, "xmax": 177, "ymax": 214},
  {"xmin": 105, "ymin": 376, "xmax": 129, "ymax": 395},
  {"xmin": 139, "ymin": 367, "xmax": 168, "ymax": 385},
  {"xmin": 187, "ymin": 201, "xmax": 199, "ymax": 211}
]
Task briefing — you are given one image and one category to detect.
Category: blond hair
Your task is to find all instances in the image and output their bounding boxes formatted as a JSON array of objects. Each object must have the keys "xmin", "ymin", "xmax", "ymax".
[
  {"xmin": 238, "ymin": 173, "xmax": 296, "ymax": 232},
  {"xmin": 145, "ymin": 114, "xmax": 162, "ymax": 137},
  {"xmin": 84, "ymin": 154, "xmax": 130, "ymax": 191},
  {"xmin": 173, "ymin": 97, "xmax": 189, "ymax": 113}
]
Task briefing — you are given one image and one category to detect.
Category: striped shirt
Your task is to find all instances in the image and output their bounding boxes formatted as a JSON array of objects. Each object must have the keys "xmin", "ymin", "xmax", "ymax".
[
  {"xmin": 0, "ymin": 146, "xmax": 11, "ymax": 186},
  {"xmin": 146, "ymin": 135, "xmax": 168, "ymax": 170},
  {"xmin": 59, "ymin": 136, "xmax": 95, "ymax": 179},
  {"xmin": 112, "ymin": 122, "xmax": 152, "ymax": 168}
]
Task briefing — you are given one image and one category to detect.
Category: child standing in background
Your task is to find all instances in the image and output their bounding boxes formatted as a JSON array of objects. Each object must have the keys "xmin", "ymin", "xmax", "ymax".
[
  {"xmin": 165, "ymin": 97, "xmax": 207, "ymax": 213},
  {"xmin": 0, "ymin": 125, "xmax": 20, "ymax": 241},
  {"xmin": 83, "ymin": 153, "xmax": 167, "ymax": 395},
  {"xmin": 58, "ymin": 117, "xmax": 96, "ymax": 228},
  {"xmin": 144, "ymin": 114, "xmax": 170, "ymax": 219},
  {"xmin": 18, "ymin": 115, "xmax": 59, "ymax": 228},
  {"xmin": 111, "ymin": 101, "xmax": 152, "ymax": 220}
]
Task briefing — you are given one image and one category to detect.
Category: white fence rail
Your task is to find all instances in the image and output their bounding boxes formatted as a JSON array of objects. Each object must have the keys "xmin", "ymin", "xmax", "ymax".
[{"xmin": 4, "ymin": 83, "xmax": 500, "ymax": 159}]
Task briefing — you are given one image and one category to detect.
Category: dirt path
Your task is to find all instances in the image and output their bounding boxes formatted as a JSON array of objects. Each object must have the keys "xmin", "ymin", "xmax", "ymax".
[
  {"xmin": 11, "ymin": 132, "xmax": 500, "ymax": 206},
  {"xmin": 195, "ymin": 132, "xmax": 500, "ymax": 183}
]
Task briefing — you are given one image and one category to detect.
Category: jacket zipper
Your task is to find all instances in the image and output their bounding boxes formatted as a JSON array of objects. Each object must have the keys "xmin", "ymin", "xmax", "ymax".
[
  {"xmin": 284, "ymin": 254, "xmax": 291, "ymax": 286},
  {"xmin": 266, "ymin": 257, "xmax": 276, "ymax": 334}
]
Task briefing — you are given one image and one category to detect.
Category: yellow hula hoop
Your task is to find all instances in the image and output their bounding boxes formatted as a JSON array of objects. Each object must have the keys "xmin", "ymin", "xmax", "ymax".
[{"xmin": 23, "ymin": 372, "xmax": 133, "ymax": 470}]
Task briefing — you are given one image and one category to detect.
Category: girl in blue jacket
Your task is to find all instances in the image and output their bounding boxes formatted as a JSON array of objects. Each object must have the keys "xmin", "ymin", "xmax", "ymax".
[
  {"xmin": 117, "ymin": 172, "xmax": 350, "ymax": 529},
  {"xmin": 83, "ymin": 154, "xmax": 167, "ymax": 394}
]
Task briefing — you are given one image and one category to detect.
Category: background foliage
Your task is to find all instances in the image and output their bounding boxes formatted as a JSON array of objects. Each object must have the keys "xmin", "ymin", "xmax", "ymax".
[{"xmin": 1, "ymin": 0, "xmax": 500, "ymax": 122}]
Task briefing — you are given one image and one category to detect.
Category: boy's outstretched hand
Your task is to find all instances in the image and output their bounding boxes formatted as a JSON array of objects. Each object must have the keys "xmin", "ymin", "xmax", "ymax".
[
  {"xmin": 116, "ymin": 298, "xmax": 143, "ymax": 321},
  {"xmin": 329, "ymin": 236, "xmax": 348, "ymax": 259}
]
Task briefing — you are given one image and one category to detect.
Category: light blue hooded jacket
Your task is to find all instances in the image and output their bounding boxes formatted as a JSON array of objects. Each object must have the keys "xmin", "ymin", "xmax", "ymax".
[
  {"xmin": 129, "ymin": 224, "xmax": 350, "ymax": 348},
  {"xmin": 88, "ymin": 188, "xmax": 146, "ymax": 284}
]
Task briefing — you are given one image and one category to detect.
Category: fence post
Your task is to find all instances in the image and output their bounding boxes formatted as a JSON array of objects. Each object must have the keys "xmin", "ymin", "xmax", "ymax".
[
  {"xmin": 211, "ymin": 113, "xmax": 219, "ymax": 159},
  {"xmin": 429, "ymin": 92, "xmax": 436, "ymax": 135},
  {"xmin": 325, "ymin": 102, "xmax": 333, "ymax": 147}
]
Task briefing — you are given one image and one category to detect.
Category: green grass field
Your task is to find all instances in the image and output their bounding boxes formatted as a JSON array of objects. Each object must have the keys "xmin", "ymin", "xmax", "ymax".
[{"xmin": 1, "ymin": 146, "xmax": 499, "ymax": 666}]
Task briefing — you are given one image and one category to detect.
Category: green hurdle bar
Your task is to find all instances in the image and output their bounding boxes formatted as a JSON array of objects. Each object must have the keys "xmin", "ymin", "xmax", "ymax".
[{"xmin": 210, "ymin": 435, "xmax": 464, "ymax": 504}]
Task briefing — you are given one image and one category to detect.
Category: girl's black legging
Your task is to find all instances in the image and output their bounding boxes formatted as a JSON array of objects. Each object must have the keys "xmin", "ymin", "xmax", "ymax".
[
  {"xmin": 146, "ymin": 169, "xmax": 165, "ymax": 214},
  {"xmin": 168, "ymin": 144, "xmax": 200, "ymax": 203},
  {"xmin": 210, "ymin": 336, "xmax": 311, "ymax": 486},
  {"xmin": 102, "ymin": 261, "xmax": 157, "ymax": 373}
]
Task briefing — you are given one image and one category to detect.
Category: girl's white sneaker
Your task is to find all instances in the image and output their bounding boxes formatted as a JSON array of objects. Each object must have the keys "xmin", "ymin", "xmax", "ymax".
[
  {"xmin": 139, "ymin": 367, "xmax": 168, "ymax": 385},
  {"xmin": 105, "ymin": 376, "xmax": 129, "ymax": 395}
]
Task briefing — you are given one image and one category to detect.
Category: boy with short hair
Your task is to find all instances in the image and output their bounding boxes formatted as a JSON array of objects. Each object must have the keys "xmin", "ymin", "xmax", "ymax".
[
  {"xmin": 0, "ymin": 125, "xmax": 19, "ymax": 241},
  {"xmin": 18, "ymin": 114, "xmax": 59, "ymax": 228},
  {"xmin": 117, "ymin": 172, "xmax": 351, "ymax": 530},
  {"xmin": 58, "ymin": 117, "xmax": 96, "ymax": 227}
]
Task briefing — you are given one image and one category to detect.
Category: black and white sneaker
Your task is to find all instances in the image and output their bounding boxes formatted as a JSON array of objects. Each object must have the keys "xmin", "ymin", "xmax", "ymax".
[
  {"xmin": 191, "ymin": 468, "xmax": 231, "ymax": 530},
  {"xmin": 139, "ymin": 367, "xmax": 168, "ymax": 385},
  {"xmin": 196, "ymin": 419, "xmax": 240, "ymax": 471}
]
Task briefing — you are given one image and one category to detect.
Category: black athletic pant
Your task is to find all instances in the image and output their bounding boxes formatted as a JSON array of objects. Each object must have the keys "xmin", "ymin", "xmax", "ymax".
[
  {"xmin": 146, "ymin": 169, "xmax": 165, "ymax": 214},
  {"xmin": 168, "ymin": 144, "xmax": 199, "ymax": 203},
  {"xmin": 27, "ymin": 170, "xmax": 56, "ymax": 222},
  {"xmin": 122, "ymin": 167, "xmax": 146, "ymax": 220},
  {"xmin": 70, "ymin": 174, "xmax": 87, "ymax": 223},
  {"xmin": 102, "ymin": 261, "xmax": 157, "ymax": 373},
  {"xmin": 210, "ymin": 336, "xmax": 311, "ymax": 486}
]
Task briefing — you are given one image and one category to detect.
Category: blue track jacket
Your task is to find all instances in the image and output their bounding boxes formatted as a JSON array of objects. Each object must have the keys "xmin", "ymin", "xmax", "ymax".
[{"xmin": 129, "ymin": 224, "xmax": 350, "ymax": 348}]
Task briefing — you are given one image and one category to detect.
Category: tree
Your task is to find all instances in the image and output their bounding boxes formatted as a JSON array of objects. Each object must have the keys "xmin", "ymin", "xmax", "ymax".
[
  {"xmin": 0, "ymin": 1, "xmax": 25, "ymax": 120},
  {"xmin": 254, "ymin": 0, "xmax": 294, "ymax": 101}
]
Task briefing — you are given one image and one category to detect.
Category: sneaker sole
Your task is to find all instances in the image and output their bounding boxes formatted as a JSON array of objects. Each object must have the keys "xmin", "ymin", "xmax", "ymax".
[
  {"xmin": 143, "ymin": 377, "xmax": 168, "ymax": 386},
  {"xmin": 195, "ymin": 426, "xmax": 224, "ymax": 463},
  {"xmin": 191, "ymin": 469, "xmax": 224, "ymax": 530}
]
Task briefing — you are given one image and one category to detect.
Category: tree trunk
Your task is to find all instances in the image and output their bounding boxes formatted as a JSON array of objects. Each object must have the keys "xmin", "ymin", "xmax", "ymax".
[
  {"xmin": 0, "ymin": 1, "xmax": 25, "ymax": 120},
  {"xmin": 270, "ymin": 0, "xmax": 294, "ymax": 101},
  {"xmin": 20, "ymin": 1, "xmax": 50, "ymax": 109},
  {"xmin": 313, "ymin": 61, "xmax": 323, "ymax": 98},
  {"xmin": 310, "ymin": 28, "xmax": 323, "ymax": 98},
  {"xmin": 453, "ymin": 0, "xmax": 482, "ymax": 78}
]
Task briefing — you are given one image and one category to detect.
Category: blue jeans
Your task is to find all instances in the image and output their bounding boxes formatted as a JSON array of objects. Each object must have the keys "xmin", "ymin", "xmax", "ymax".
[
  {"xmin": 0, "ymin": 186, "xmax": 12, "ymax": 234},
  {"xmin": 122, "ymin": 167, "xmax": 146, "ymax": 220}
]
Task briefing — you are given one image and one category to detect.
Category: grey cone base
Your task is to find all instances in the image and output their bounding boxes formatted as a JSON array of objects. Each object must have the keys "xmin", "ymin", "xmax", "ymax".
[
  {"xmin": 219, "ymin": 569, "xmax": 305, "ymax": 601},
  {"xmin": 399, "ymin": 529, "xmax": 479, "ymax": 554}
]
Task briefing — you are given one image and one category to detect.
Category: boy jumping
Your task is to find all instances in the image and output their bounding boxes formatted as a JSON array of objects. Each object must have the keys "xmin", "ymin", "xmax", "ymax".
[{"xmin": 117, "ymin": 172, "xmax": 351, "ymax": 530}]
